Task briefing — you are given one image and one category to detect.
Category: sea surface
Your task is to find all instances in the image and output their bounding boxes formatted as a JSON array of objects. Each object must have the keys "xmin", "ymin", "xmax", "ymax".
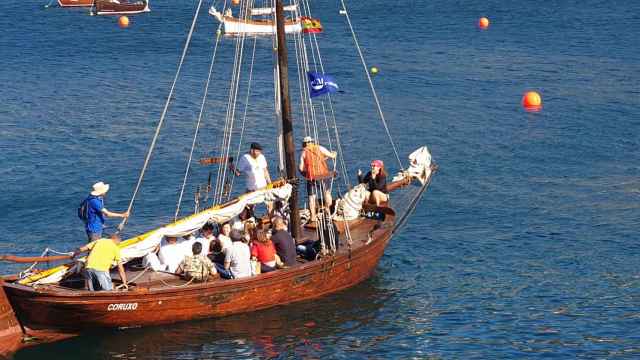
[{"xmin": 1, "ymin": 0, "xmax": 639, "ymax": 358}]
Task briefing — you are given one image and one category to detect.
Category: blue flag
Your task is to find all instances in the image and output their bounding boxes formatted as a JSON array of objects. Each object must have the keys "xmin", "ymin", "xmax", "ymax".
[{"xmin": 308, "ymin": 71, "xmax": 339, "ymax": 98}]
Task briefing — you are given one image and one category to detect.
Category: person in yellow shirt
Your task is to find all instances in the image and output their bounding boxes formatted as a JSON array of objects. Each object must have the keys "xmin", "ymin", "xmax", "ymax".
[{"xmin": 74, "ymin": 234, "xmax": 128, "ymax": 291}]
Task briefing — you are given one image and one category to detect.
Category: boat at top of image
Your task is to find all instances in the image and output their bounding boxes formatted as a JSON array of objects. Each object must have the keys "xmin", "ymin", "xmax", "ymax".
[
  {"xmin": 92, "ymin": 0, "xmax": 150, "ymax": 16},
  {"xmin": 209, "ymin": 3, "xmax": 322, "ymax": 35},
  {"xmin": 0, "ymin": 0, "xmax": 436, "ymax": 355},
  {"xmin": 57, "ymin": 0, "xmax": 94, "ymax": 7}
]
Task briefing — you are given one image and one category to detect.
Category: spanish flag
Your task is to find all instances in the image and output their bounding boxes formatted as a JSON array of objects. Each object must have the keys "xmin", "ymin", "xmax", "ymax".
[{"xmin": 301, "ymin": 16, "xmax": 323, "ymax": 33}]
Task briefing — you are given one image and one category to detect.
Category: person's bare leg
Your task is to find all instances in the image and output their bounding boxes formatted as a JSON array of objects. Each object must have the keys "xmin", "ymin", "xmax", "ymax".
[
  {"xmin": 309, "ymin": 194, "xmax": 317, "ymax": 222},
  {"xmin": 324, "ymin": 190, "xmax": 333, "ymax": 210}
]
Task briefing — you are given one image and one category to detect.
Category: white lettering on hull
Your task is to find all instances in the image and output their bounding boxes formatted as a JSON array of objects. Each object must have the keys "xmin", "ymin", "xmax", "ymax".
[{"xmin": 107, "ymin": 303, "xmax": 138, "ymax": 311}]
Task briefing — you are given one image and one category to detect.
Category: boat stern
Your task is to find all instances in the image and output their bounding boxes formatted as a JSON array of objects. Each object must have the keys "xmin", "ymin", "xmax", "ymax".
[{"xmin": 0, "ymin": 279, "xmax": 24, "ymax": 357}]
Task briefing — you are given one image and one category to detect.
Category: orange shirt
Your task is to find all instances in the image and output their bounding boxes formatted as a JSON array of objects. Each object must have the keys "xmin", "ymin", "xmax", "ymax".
[
  {"xmin": 302, "ymin": 144, "xmax": 330, "ymax": 180},
  {"xmin": 250, "ymin": 241, "xmax": 276, "ymax": 263}
]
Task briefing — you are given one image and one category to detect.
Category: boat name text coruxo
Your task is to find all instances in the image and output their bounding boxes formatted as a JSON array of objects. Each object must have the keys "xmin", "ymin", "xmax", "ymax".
[{"xmin": 107, "ymin": 303, "xmax": 139, "ymax": 311}]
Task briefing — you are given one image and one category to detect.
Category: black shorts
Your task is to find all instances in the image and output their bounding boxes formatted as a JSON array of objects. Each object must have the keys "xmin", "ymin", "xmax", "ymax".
[{"xmin": 306, "ymin": 178, "xmax": 329, "ymax": 196}]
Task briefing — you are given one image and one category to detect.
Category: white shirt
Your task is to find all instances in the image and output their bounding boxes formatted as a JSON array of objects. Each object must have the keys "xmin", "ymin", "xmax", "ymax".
[
  {"xmin": 158, "ymin": 241, "xmax": 187, "ymax": 273},
  {"xmin": 225, "ymin": 241, "xmax": 252, "ymax": 279},
  {"xmin": 237, "ymin": 153, "xmax": 269, "ymax": 191},
  {"xmin": 217, "ymin": 234, "xmax": 232, "ymax": 254}
]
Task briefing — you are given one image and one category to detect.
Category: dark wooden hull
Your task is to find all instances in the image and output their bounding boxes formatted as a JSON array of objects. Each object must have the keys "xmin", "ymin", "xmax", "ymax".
[
  {"xmin": 0, "ymin": 280, "xmax": 22, "ymax": 357},
  {"xmin": 3, "ymin": 216, "xmax": 393, "ymax": 335},
  {"xmin": 94, "ymin": 0, "xmax": 149, "ymax": 15},
  {"xmin": 58, "ymin": 0, "xmax": 93, "ymax": 7}
]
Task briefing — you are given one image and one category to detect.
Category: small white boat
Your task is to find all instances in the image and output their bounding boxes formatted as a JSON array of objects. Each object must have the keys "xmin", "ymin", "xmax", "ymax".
[{"xmin": 209, "ymin": 5, "xmax": 302, "ymax": 35}]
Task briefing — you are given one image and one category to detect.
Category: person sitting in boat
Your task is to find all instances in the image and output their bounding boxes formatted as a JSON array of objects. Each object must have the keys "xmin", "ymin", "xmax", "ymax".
[
  {"xmin": 158, "ymin": 235, "xmax": 186, "ymax": 273},
  {"xmin": 195, "ymin": 223, "xmax": 216, "ymax": 256},
  {"xmin": 73, "ymin": 234, "xmax": 128, "ymax": 291},
  {"xmin": 358, "ymin": 160, "xmax": 388, "ymax": 206},
  {"xmin": 242, "ymin": 221, "xmax": 256, "ymax": 244},
  {"xmin": 296, "ymin": 214, "xmax": 339, "ymax": 260},
  {"xmin": 217, "ymin": 222, "xmax": 233, "ymax": 252},
  {"xmin": 270, "ymin": 216, "xmax": 297, "ymax": 267},
  {"xmin": 176, "ymin": 242, "xmax": 217, "ymax": 282},
  {"xmin": 80, "ymin": 181, "xmax": 130, "ymax": 241},
  {"xmin": 250, "ymin": 229, "xmax": 279, "ymax": 273},
  {"xmin": 215, "ymin": 229, "xmax": 252, "ymax": 279},
  {"xmin": 208, "ymin": 238, "xmax": 226, "ymax": 265},
  {"xmin": 298, "ymin": 136, "xmax": 337, "ymax": 223},
  {"xmin": 232, "ymin": 142, "xmax": 273, "ymax": 213}
]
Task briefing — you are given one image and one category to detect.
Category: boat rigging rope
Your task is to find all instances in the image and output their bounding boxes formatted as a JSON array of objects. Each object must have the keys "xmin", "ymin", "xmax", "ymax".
[
  {"xmin": 175, "ymin": 24, "xmax": 225, "ymax": 220},
  {"xmin": 118, "ymin": 0, "xmax": 205, "ymax": 232},
  {"xmin": 338, "ymin": 0, "xmax": 404, "ymax": 171},
  {"xmin": 228, "ymin": 35, "xmax": 259, "ymax": 201},
  {"xmin": 214, "ymin": 8, "xmax": 248, "ymax": 204}
]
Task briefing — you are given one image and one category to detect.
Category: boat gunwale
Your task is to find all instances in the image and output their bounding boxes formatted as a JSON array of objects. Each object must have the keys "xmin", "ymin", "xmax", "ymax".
[{"xmin": 2, "ymin": 215, "xmax": 395, "ymax": 301}]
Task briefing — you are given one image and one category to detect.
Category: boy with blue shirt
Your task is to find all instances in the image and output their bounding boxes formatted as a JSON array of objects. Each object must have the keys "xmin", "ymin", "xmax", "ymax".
[{"xmin": 82, "ymin": 181, "xmax": 129, "ymax": 241}]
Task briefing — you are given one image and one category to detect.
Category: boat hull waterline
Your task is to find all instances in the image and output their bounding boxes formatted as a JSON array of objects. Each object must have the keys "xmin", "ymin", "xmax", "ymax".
[
  {"xmin": 4, "ymin": 216, "xmax": 394, "ymax": 334},
  {"xmin": 94, "ymin": 0, "xmax": 150, "ymax": 16},
  {"xmin": 58, "ymin": 0, "xmax": 94, "ymax": 7}
]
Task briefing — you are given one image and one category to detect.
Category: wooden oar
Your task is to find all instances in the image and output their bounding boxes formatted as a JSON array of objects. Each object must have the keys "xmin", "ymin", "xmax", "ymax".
[{"xmin": 0, "ymin": 254, "xmax": 73, "ymax": 263}]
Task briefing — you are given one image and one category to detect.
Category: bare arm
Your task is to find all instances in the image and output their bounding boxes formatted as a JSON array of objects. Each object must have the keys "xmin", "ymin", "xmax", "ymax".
[
  {"xmin": 117, "ymin": 263, "xmax": 128, "ymax": 290},
  {"xmin": 320, "ymin": 146, "xmax": 337, "ymax": 159},
  {"xmin": 73, "ymin": 240, "xmax": 96, "ymax": 257},
  {"xmin": 298, "ymin": 152, "xmax": 305, "ymax": 173},
  {"xmin": 102, "ymin": 208, "xmax": 130, "ymax": 218},
  {"xmin": 264, "ymin": 167, "xmax": 272, "ymax": 184}
]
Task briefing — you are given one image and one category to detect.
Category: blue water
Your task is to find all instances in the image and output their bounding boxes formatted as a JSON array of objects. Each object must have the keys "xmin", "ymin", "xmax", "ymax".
[{"xmin": 2, "ymin": 0, "xmax": 639, "ymax": 358}]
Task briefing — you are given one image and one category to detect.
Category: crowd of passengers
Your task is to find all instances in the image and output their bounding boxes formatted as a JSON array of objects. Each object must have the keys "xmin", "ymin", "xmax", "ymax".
[
  {"xmin": 140, "ymin": 215, "xmax": 300, "ymax": 283},
  {"xmin": 76, "ymin": 138, "xmax": 387, "ymax": 290}
]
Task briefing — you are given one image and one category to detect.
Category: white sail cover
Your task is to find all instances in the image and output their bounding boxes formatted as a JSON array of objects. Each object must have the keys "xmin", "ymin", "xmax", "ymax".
[
  {"xmin": 21, "ymin": 183, "xmax": 292, "ymax": 285},
  {"xmin": 392, "ymin": 146, "xmax": 432, "ymax": 185}
]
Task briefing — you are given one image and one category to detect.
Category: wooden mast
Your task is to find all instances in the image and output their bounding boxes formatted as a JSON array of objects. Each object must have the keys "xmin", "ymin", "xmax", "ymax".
[{"xmin": 275, "ymin": 0, "xmax": 301, "ymax": 240}]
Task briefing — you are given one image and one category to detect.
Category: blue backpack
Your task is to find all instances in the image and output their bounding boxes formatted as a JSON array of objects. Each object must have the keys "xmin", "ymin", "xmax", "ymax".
[{"xmin": 77, "ymin": 197, "xmax": 92, "ymax": 223}]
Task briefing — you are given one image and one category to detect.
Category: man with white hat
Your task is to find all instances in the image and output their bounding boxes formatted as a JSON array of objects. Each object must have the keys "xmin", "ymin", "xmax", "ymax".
[
  {"xmin": 298, "ymin": 136, "xmax": 337, "ymax": 223},
  {"xmin": 79, "ymin": 181, "xmax": 129, "ymax": 241}
]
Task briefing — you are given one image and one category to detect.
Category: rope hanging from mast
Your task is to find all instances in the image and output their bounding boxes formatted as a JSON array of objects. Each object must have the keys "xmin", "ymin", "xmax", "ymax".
[
  {"xmin": 228, "ymin": 34, "xmax": 259, "ymax": 201},
  {"xmin": 118, "ymin": 0, "xmax": 206, "ymax": 232},
  {"xmin": 174, "ymin": 23, "xmax": 225, "ymax": 220},
  {"xmin": 338, "ymin": 0, "xmax": 404, "ymax": 171}
]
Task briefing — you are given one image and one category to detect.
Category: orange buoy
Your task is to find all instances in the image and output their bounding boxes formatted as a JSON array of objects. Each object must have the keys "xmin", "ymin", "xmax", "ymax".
[
  {"xmin": 478, "ymin": 17, "xmax": 490, "ymax": 29},
  {"xmin": 522, "ymin": 91, "xmax": 542, "ymax": 111},
  {"xmin": 232, "ymin": 0, "xmax": 240, "ymax": 5},
  {"xmin": 118, "ymin": 16, "xmax": 130, "ymax": 29}
]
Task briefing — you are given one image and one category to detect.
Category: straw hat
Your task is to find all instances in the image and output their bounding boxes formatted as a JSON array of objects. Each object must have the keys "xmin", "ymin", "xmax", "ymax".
[
  {"xmin": 302, "ymin": 136, "xmax": 314, "ymax": 143},
  {"xmin": 90, "ymin": 182, "xmax": 110, "ymax": 196}
]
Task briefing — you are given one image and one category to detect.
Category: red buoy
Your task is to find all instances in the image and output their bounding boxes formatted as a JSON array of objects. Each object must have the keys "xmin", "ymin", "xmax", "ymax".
[
  {"xmin": 522, "ymin": 91, "xmax": 542, "ymax": 112},
  {"xmin": 478, "ymin": 17, "xmax": 490, "ymax": 29},
  {"xmin": 118, "ymin": 16, "xmax": 130, "ymax": 29}
]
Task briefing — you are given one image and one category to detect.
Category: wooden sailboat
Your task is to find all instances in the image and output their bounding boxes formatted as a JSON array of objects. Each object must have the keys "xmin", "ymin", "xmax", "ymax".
[
  {"xmin": 92, "ymin": 0, "xmax": 150, "ymax": 16},
  {"xmin": 0, "ymin": 0, "xmax": 436, "ymax": 353},
  {"xmin": 58, "ymin": 0, "xmax": 94, "ymax": 7}
]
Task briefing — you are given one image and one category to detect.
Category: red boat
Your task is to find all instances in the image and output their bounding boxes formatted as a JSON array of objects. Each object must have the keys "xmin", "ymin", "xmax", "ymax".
[
  {"xmin": 1, "ymin": 167, "xmax": 435, "ymax": 351},
  {"xmin": 93, "ymin": 0, "xmax": 150, "ymax": 15},
  {"xmin": 57, "ymin": 0, "xmax": 93, "ymax": 7}
]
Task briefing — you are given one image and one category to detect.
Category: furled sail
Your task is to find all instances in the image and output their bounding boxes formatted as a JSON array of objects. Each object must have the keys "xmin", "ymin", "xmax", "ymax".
[{"xmin": 19, "ymin": 182, "xmax": 292, "ymax": 286}]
